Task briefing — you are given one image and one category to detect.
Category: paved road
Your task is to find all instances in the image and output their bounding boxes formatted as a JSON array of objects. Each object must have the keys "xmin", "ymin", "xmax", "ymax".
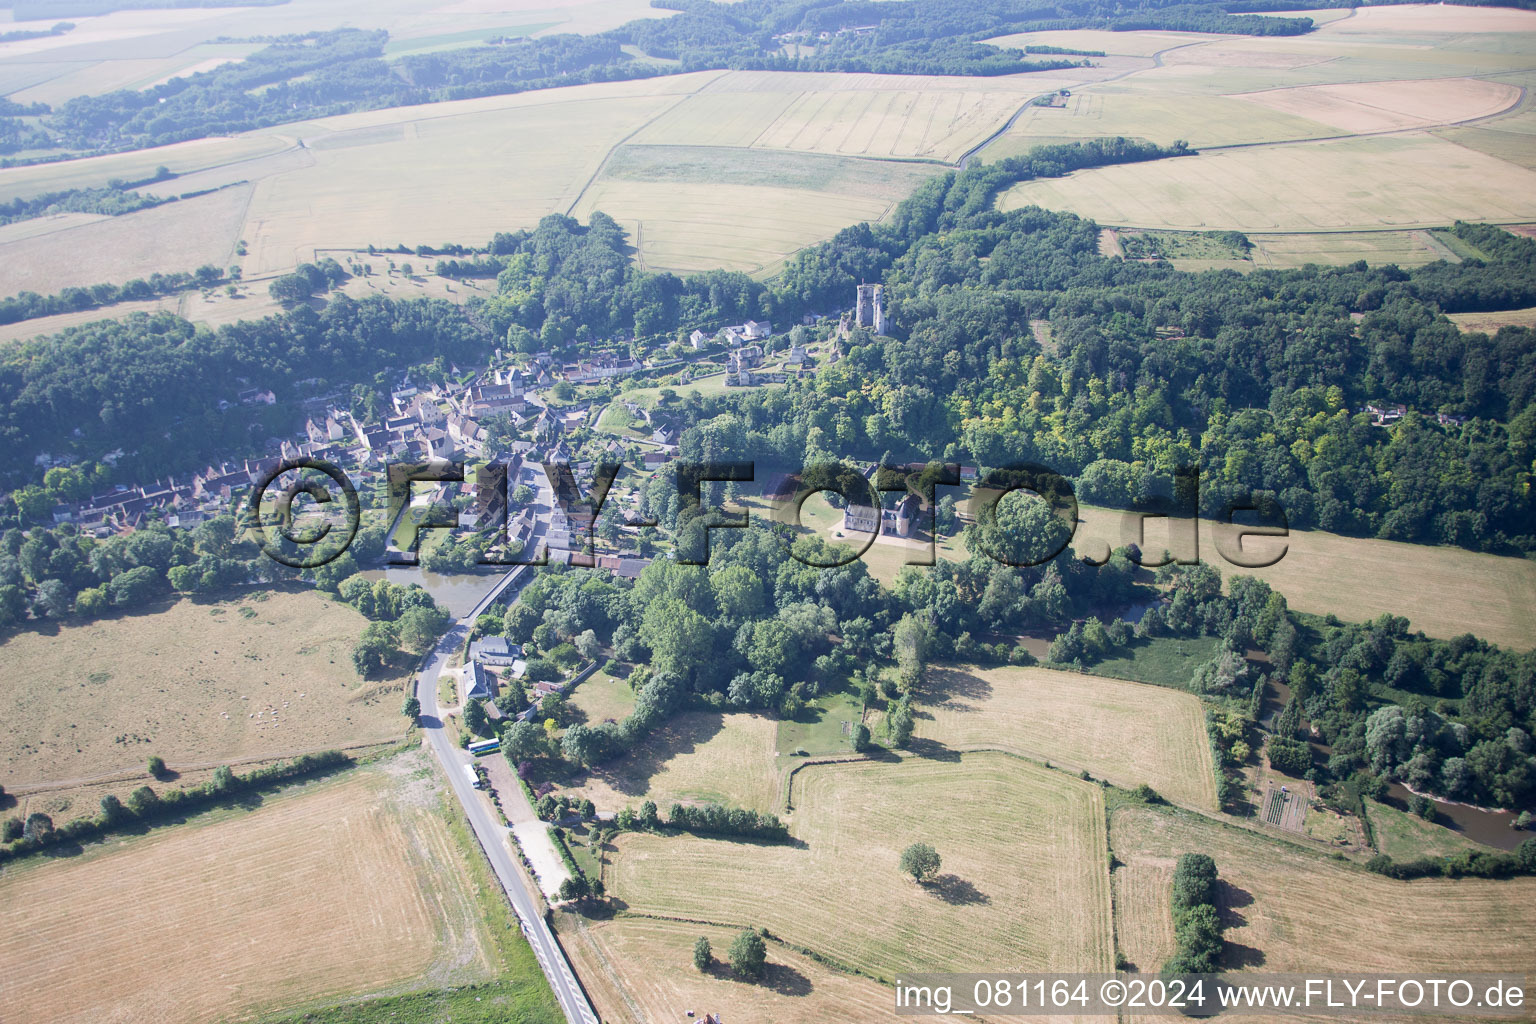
[{"xmin": 412, "ymin": 494, "xmax": 599, "ymax": 1024}]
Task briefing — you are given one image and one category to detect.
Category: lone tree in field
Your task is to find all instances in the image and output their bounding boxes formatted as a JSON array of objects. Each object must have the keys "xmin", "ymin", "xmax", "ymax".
[
  {"xmin": 727, "ymin": 929, "xmax": 766, "ymax": 979},
  {"xmin": 147, "ymin": 755, "xmax": 167, "ymax": 779},
  {"xmin": 401, "ymin": 695, "xmax": 421, "ymax": 720},
  {"xmin": 900, "ymin": 842, "xmax": 942, "ymax": 883},
  {"xmin": 693, "ymin": 935, "xmax": 712, "ymax": 972}
]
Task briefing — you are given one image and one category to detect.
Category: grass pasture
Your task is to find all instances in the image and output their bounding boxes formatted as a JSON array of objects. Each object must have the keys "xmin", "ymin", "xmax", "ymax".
[
  {"xmin": 557, "ymin": 710, "xmax": 782, "ymax": 815},
  {"xmin": 1081, "ymin": 634, "xmax": 1223, "ymax": 691},
  {"xmin": 1367, "ymin": 799, "xmax": 1490, "ymax": 864},
  {"xmin": 1110, "ymin": 803, "xmax": 1536, "ymax": 987},
  {"xmin": 564, "ymin": 916, "xmax": 897, "ymax": 1024},
  {"xmin": 1071, "ymin": 504, "xmax": 1536, "ymax": 650},
  {"xmin": 567, "ymin": 669, "xmax": 637, "ymax": 726},
  {"xmin": 999, "ymin": 134, "xmax": 1536, "ymax": 232},
  {"xmin": 915, "ymin": 665, "xmax": 1218, "ymax": 808},
  {"xmin": 608, "ymin": 753, "xmax": 1114, "ymax": 977},
  {"xmin": 1249, "ymin": 228, "xmax": 1459, "ymax": 268},
  {"xmin": 0, "ymin": 754, "xmax": 556, "ymax": 1024},
  {"xmin": 0, "ymin": 589, "xmax": 405, "ymax": 790},
  {"xmin": 776, "ymin": 687, "xmax": 867, "ymax": 757}
]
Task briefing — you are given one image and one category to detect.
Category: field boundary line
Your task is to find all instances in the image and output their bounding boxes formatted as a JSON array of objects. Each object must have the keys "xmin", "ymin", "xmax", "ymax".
[
  {"xmin": 1199, "ymin": 83, "xmax": 1528, "ymax": 155},
  {"xmin": 916, "ymin": 734, "xmax": 1219, "ymax": 812},
  {"xmin": 563, "ymin": 913, "xmax": 650, "ymax": 1024},
  {"xmin": 614, "ymin": 909, "xmax": 878, "ymax": 982},
  {"xmin": 563, "ymin": 83, "xmax": 715, "ymax": 218}
]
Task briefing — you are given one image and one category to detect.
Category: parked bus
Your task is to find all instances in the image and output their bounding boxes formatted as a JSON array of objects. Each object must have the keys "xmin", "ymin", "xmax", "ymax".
[
  {"xmin": 468, "ymin": 739, "xmax": 499, "ymax": 756},
  {"xmin": 462, "ymin": 763, "xmax": 481, "ymax": 789}
]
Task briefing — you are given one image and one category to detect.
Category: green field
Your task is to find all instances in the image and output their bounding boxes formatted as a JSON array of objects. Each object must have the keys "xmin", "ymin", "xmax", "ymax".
[
  {"xmin": 1250, "ymin": 229, "xmax": 1460, "ymax": 268},
  {"xmin": 1081, "ymin": 634, "xmax": 1223, "ymax": 689},
  {"xmin": 775, "ymin": 688, "xmax": 866, "ymax": 756},
  {"xmin": 567, "ymin": 670, "xmax": 637, "ymax": 726},
  {"xmin": 1366, "ymin": 799, "xmax": 1493, "ymax": 863}
]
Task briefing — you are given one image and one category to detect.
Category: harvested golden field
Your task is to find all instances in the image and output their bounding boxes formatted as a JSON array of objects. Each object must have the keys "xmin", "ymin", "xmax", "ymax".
[
  {"xmin": 573, "ymin": 179, "xmax": 893, "ymax": 274},
  {"xmin": 1110, "ymin": 803, "xmax": 1536, "ymax": 984},
  {"xmin": 1236, "ymin": 78, "xmax": 1520, "ymax": 135},
  {"xmin": 239, "ymin": 80, "xmax": 702, "ymax": 275},
  {"xmin": 9, "ymin": 43, "xmax": 256, "ymax": 107},
  {"xmin": 999, "ymin": 134, "xmax": 1536, "ymax": 231},
  {"xmin": 563, "ymin": 916, "xmax": 899, "ymax": 1024},
  {"xmin": 637, "ymin": 69, "xmax": 1066, "ymax": 163},
  {"xmin": 0, "ymin": 588, "xmax": 406, "ymax": 791},
  {"xmin": 0, "ymin": 185, "xmax": 250, "ymax": 296},
  {"xmin": 753, "ymin": 85, "xmax": 1028, "ymax": 162},
  {"xmin": 914, "ymin": 665, "xmax": 1218, "ymax": 809},
  {"xmin": 983, "ymin": 28, "xmax": 1213, "ymax": 58},
  {"xmin": 558, "ymin": 711, "xmax": 782, "ymax": 815},
  {"xmin": 1110, "ymin": 852, "xmax": 1177, "ymax": 975},
  {"xmin": 1448, "ymin": 305, "xmax": 1536, "ymax": 333},
  {"xmin": 0, "ymin": 133, "xmax": 289, "ymax": 204},
  {"xmin": 0, "ymin": 211, "xmax": 110, "ymax": 244},
  {"xmin": 990, "ymin": 89, "xmax": 1334, "ymax": 153},
  {"xmin": 609, "ymin": 754, "xmax": 1114, "ymax": 977},
  {"xmin": 1072, "ymin": 504, "xmax": 1536, "ymax": 650},
  {"xmin": 0, "ymin": 755, "xmax": 510, "ymax": 1024},
  {"xmin": 1331, "ymin": 2, "xmax": 1536, "ymax": 35}
]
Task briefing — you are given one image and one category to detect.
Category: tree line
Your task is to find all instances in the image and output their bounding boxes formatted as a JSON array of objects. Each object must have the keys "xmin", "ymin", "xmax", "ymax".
[
  {"xmin": 0, "ymin": 264, "xmax": 226, "ymax": 326},
  {"xmin": 0, "ymin": 750, "xmax": 350, "ymax": 864},
  {"xmin": 1163, "ymin": 852, "xmax": 1225, "ymax": 975}
]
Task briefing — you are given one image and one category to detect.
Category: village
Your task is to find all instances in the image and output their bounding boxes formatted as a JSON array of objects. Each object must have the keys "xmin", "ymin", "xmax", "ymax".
[{"xmin": 34, "ymin": 285, "xmax": 907, "ymax": 549}]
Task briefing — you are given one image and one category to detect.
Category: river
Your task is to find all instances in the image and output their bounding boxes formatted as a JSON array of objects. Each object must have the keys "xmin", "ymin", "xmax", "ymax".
[
  {"xmin": 1260, "ymin": 678, "xmax": 1527, "ymax": 851},
  {"xmin": 359, "ymin": 565, "xmax": 508, "ymax": 619}
]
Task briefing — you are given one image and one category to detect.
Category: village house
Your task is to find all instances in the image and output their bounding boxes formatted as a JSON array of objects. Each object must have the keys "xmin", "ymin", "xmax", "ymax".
[
  {"xmin": 462, "ymin": 661, "xmax": 494, "ymax": 701},
  {"xmin": 1365, "ymin": 402, "xmax": 1408, "ymax": 426},
  {"xmin": 469, "ymin": 635, "xmax": 522, "ymax": 665}
]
